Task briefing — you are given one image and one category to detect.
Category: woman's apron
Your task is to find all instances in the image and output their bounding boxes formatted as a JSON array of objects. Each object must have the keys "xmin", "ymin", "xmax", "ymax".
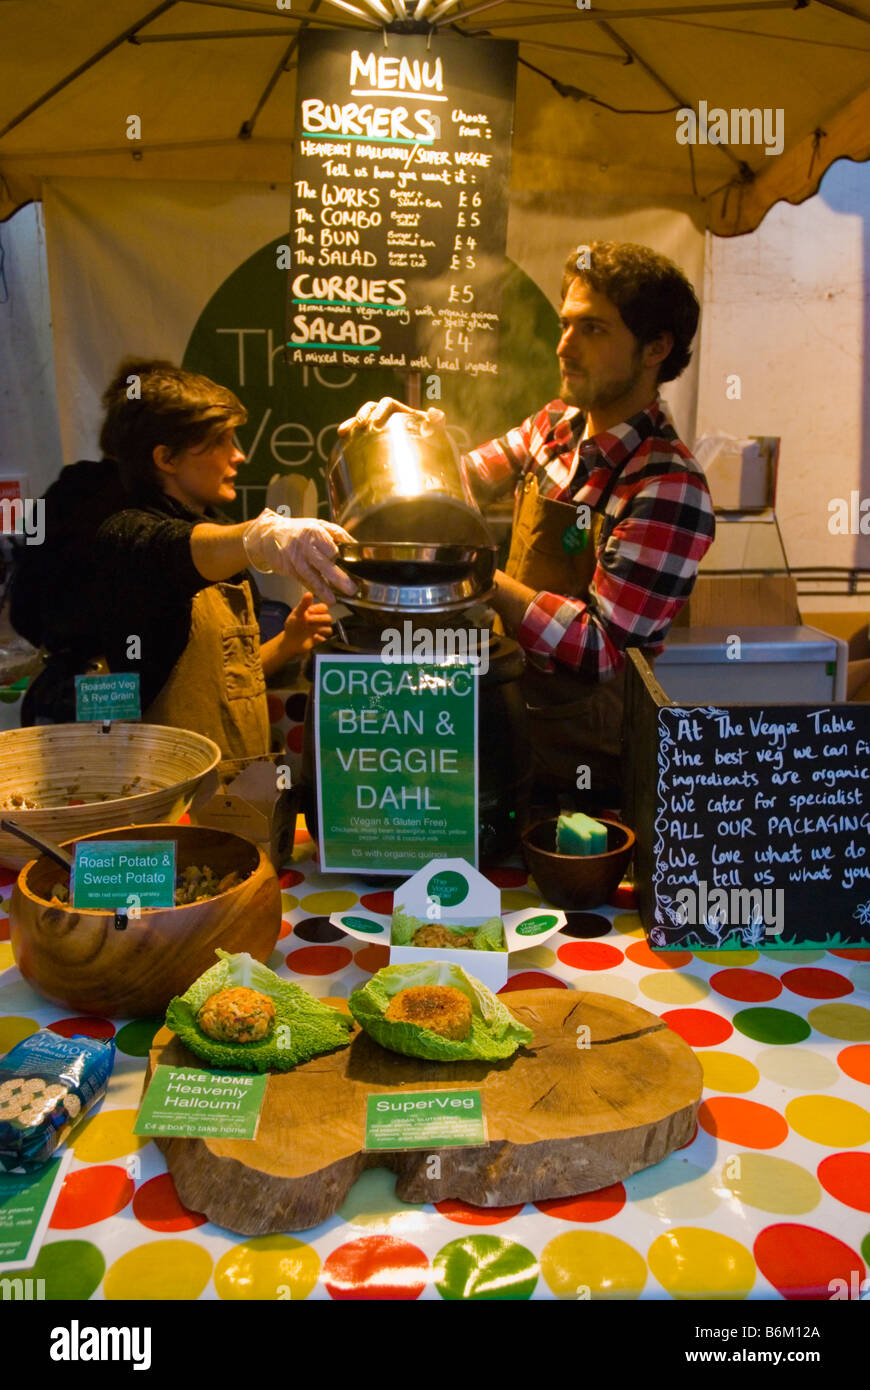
[
  {"xmin": 504, "ymin": 465, "xmax": 635, "ymax": 793},
  {"xmin": 144, "ymin": 581, "xmax": 270, "ymax": 760}
]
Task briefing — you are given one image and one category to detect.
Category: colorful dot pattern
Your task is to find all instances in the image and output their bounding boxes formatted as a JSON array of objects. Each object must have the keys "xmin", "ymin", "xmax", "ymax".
[{"xmin": 0, "ymin": 827, "xmax": 867, "ymax": 1301}]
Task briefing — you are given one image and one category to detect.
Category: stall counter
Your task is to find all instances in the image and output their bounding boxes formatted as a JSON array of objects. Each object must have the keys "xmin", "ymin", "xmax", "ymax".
[{"xmin": 0, "ymin": 822, "xmax": 866, "ymax": 1302}]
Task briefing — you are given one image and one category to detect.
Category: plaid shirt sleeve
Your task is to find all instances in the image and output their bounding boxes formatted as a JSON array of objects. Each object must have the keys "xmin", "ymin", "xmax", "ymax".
[
  {"xmin": 517, "ymin": 466, "xmax": 716, "ymax": 678},
  {"xmin": 463, "ymin": 409, "xmax": 544, "ymax": 504}
]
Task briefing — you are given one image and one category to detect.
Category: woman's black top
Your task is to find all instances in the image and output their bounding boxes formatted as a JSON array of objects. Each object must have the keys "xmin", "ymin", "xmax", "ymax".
[
  {"xmin": 95, "ymin": 489, "xmax": 254, "ymax": 709},
  {"xmin": 9, "ymin": 458, "xmax": 128, "ymax": 656}
]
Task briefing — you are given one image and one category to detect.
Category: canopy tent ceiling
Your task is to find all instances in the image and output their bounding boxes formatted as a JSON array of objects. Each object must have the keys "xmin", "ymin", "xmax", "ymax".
[{"xmin": 1, "ymin": 0, "xmax": 869, "ymax": 232}]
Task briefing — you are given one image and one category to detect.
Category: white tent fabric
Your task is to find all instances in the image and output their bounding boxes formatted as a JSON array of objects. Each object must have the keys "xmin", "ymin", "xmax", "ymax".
[{"xmin": 2, "ymin": 0, "xmax": 869, "ymax": 233}]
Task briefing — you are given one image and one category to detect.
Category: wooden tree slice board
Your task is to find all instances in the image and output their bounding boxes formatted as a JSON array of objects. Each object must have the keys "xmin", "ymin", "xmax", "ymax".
[{"xmin": 146, "ymin": 990, "xmax": 702, "ymax": 1235}]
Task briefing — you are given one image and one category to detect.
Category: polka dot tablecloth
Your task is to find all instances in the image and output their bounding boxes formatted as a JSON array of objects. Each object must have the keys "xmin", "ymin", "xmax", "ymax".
[{"xmin": 0, "ymin": 835, "xmax": 868, "ymax": 1303}]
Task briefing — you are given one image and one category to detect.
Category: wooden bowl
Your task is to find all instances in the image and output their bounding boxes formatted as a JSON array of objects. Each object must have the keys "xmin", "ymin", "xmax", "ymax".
[
  {"xmin": 9, "ymin": 824, "xmax": 282, "ymax": 1017},
  {"xmin": 0, "ymin": 723, "xmax": 222, "ymax": 869},
  {"xmin": 521, "ymin": 817, "xmax": 635, "ymax": 911}
]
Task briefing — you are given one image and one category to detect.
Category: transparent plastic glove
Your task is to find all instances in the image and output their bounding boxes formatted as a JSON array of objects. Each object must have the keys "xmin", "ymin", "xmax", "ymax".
[
  {"xmin": 242, "ymin": 510, "xmax": 356, "ymax": 603},
  {"xmin": 337, "ymin": 398, "xmax": 446, "ymax": 435}
]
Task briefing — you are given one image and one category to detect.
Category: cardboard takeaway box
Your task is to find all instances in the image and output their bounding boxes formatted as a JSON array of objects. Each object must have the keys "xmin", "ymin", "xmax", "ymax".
[
  {"xmin": 330, "ymin": 857, "xmax": 566, "ymax": 991},
  {"xmin": 189, "ymin": 757, "xmax": 298, "ymax": 869},
  {"xmin": 672, "ymin": 573, "xmax": 801, "ymax": 629}
]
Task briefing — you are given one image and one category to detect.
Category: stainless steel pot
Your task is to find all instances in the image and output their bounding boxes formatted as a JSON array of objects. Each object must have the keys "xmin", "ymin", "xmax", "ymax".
[
  {"xmin": 327, "ymin": 414, "xmax": 493, "ymax": 546},
  {"xmin": 337, "ymin": 541, "xmax": 496, "ymax": 614}
]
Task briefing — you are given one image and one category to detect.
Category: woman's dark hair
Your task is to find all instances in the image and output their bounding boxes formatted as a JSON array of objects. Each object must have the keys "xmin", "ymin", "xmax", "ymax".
[
  {"xmin": 561, "ymin": 242, "xmax": 700, "ymax": 383},
  {"xmin": 99, "ymin": 359, "xmax": 247, "ymax": 494}
]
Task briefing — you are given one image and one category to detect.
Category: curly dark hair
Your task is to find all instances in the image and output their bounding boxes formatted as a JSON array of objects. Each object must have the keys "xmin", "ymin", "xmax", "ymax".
[
  {"xmin": 99, "ymin": 358, "xmax": 246, "ymax": 493},
  {"xmin": 561, "ymin": 242, "xmax": 699, "ymax": 383}
]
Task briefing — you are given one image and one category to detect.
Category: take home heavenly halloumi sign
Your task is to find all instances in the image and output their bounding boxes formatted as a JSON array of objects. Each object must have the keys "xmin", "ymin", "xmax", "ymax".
[{"xmin": 134, "ymin": 1066, "xmax": 267, "ymax": 1140}]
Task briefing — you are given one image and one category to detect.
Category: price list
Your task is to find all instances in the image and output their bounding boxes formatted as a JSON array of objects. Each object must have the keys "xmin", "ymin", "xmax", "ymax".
[{"xmin": 287, "ymin": 29, "xmax": 517, "ymax": 374}]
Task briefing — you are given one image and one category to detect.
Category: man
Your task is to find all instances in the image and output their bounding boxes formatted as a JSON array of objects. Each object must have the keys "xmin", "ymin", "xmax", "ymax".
[{"xmin": 340, "ymin": 241, "xmax": 715, "ymax": 803}]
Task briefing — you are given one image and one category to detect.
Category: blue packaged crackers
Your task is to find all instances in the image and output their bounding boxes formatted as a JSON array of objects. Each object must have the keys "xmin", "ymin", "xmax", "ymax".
[{"xmin": 0, "ymin": 1029, "xmax": 115, "ymax": 1171}]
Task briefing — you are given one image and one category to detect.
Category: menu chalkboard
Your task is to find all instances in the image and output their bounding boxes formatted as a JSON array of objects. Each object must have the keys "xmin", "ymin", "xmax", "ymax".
[
  {"xmin": 651, "ymin": 704, "xmax": 870, "ymax": 949},
  {"xmin": 287, "ymin": 29, "xmax": 517, "ymax": 375}
]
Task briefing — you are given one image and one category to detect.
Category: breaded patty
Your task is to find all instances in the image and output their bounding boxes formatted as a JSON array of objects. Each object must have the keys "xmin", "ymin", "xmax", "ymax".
[
  {"xmin": 197, "ymin": 986, "xmax": 275, "ymax": 1043},
  {"xmin": 384, "ymin": 986, "xmax": 473, "ymax": 1040},
  {"xmin": 412, "ymin": 923, "xmax": 475, "ymax": 950}
]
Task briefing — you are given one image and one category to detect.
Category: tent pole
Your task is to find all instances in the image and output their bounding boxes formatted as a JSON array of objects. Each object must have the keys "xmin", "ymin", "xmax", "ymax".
[
  {"xmin": 459, "ymin": 2, "xmax": 797, "ymax": 32},
  {"xmin": 239, "ymin": 37, "xmax": 301, "ymax": 139},
  {"xmin": 238, "ymin": 0, "xmax": 324, "ymax": 139},
  {"xmin": 594, "ymin": 19, "xmax": 748, "ymax": 176},
  {"xmin": 0, "ymin": 2, "xmax": 177, "ymax": 141},
  {"xmin": 183, "ymin": 0, "xmax": 383, "ymax": 25},
  {"xmin": 815, "ymin": 0, "xmax": 870, "ymax": 24},
  {"xmin": 133, "ymin": 28, "xmax": 305, "ymax": 41},
  {"xmin": 185, "ymin": 0, "xmax": 311, "ymax": 13}
]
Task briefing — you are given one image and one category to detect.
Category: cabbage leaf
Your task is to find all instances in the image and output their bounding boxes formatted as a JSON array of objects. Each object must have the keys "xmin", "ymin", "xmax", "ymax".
[
  {"xmin": 349, "ymin": 961, "xmax": 532, "ymax": 1062},
  {"xmin": 165, "ymin": 950, "xmax": 353, "ymax": 1072}
]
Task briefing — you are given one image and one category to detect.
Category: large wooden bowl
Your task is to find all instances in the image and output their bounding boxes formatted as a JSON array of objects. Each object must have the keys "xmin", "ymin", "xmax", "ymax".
[
  {"xmin": 0, "ymin": 723, "xmax": 222, "ymax": 869},
  {"xmin": 9, "ymin": 824, "xmax": 281, "ymax": 1017}
]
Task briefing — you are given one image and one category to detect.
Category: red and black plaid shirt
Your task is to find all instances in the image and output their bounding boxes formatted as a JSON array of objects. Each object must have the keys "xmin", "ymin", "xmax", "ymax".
[{"xmin": 464, "ymin": 397, "xmax": 715, "ymax": 679}]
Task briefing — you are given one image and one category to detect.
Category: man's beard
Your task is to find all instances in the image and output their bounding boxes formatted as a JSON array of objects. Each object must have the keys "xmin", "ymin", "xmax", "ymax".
[{"xmin": 560, "ymin": 349, "xmax": 644, "ymax": 413}]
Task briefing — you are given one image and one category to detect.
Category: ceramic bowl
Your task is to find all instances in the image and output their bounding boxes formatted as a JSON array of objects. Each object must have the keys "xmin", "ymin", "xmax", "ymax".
[{"xmin": 521, "ymin": 817, "xmax": 635, "ymax": 911}]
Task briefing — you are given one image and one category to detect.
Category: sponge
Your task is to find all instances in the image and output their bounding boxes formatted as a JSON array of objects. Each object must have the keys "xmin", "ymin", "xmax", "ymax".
[{"xmin": 556, "ymin": 811, "xmax": 608, "ymax": 856}]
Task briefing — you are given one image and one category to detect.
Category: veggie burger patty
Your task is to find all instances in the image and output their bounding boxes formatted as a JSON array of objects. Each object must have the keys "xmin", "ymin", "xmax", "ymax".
[
  {"xmin": 384, "ymin": 985, "xmax": 472, "ymax": 1040},
  {"xmin": 197, "ymin": 987, "xmax": 275, "ymax": 1043},
  {"xmin": 412, "ymin": 923, "xmax": 474, "ymax": 949}
]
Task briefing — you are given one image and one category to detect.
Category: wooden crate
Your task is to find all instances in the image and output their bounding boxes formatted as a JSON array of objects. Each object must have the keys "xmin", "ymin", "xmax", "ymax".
[{"xmin": 672, "ymin": 574, "xmax": 800, "ymax": 629}]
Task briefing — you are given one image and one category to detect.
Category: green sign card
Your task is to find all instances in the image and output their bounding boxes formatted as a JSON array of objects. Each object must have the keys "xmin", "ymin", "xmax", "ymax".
[
  {"xmin": 71, "ymin": 840, "xmax": 176, "ymax": 911},
  {"xmin": 0, "ymin": 1152, "xmax": 71, "ymax": 1268},
  {"xmin": 365, "ymin": 1090, "xmax": 486, "ymax": 1151},
  {"xmin": 134, "ymin": 1065, "xmax": 268, "ymax": 1140},
  {"xmin": 314, "ymin": 656, "xmax": 478, "ymax": 873},
  {"xmin": 75, "ymin": 673, "xmax": 141, "ymax": 721}
]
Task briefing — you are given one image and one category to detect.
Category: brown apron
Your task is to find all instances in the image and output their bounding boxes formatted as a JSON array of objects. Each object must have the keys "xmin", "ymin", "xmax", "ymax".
[
  {"xmin": 144, "ymin": 580, "xmax": 270, "ymax": 760},
  {"xmin": 504, "ymin": 470, "xmax": 634, "ymax": 793}
]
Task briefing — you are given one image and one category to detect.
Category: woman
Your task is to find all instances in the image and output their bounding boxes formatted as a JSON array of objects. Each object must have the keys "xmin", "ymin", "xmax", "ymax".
[{"xmin": 94, "ymin": 358, "xmax": 355, "ymax": 758}]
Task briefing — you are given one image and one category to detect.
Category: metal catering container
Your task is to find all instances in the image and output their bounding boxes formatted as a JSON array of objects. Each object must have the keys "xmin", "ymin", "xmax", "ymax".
[
  {"xmin": 336, "ymin": 541, "xmax": 496, "ymax": 614},
  {"xmin": 656, "ymin": 625, "xmax": 847, "ymax": 703},
  {"xmin": 327, "ymin": 413, "xmax": 493, "ymax": 546}
]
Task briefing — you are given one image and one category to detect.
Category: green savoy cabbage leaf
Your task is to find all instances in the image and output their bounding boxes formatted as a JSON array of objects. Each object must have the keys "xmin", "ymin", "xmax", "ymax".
[
  {"xmin": 165, "ymin": 950, "xmax": 353, "ymax": 1072},
  {"xmin": 349, "ymin": 961, "xmax": 532, "ymax": 1062},
  {"xmin": 390, "ymin": 905, "xmax": 421, "ymax": 945},
  {"xmin": 473, "ymin": 917, "xmax": 506, "ymax": 951},
  {"xmin": 390, "ymin": 906, "xmax": 506, "ymax": 951}
]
